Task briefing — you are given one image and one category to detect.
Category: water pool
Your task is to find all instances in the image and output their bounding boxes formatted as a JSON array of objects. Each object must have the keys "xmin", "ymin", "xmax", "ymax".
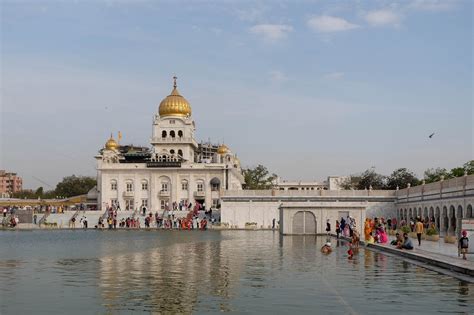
[{"xmin": 0, "ymin": 230, "xmax": 472, "ymax": 314}]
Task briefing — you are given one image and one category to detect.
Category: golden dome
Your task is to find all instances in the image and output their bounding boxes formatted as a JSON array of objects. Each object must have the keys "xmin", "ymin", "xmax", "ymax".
[
  {"xmin": 105, "ymin": 134, "xmax": 119, "ymax": 151},
  {"xmin": 217, "ymin": 144, "xmax": 230, "ymax": 154},
  {"xmin": 158, "ymin": 77, "xmax": 192, "ymax": 117}
]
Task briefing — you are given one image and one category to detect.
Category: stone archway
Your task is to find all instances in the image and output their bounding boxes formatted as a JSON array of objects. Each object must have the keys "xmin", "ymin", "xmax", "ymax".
[
  {"xmin": 292, "ymin": 211, "xmax": 317, "ymax": 235},
  {"xmin": 409, "ymin": 208, "xmax": 413, "ymax": 220},
  {"xmin": 435, "ymin": 207, "xmax": 440, "ymax": 232},
  {"xmin": 467, "ymin": 204, "xmax": 473, "ymax": 218},
  {"xmin": 448, "ymin": 205, "xmax": 456, "ymax": 235},
  {"xmin": 456, "ymin": 205, "xmax": 463, "ymax": 237},
  {"xmin": 442, "ymin": 206, "xmax": 448, "ymax": 235}
]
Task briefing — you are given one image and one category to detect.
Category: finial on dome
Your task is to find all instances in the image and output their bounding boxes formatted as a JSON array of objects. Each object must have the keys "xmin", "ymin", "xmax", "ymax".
[{"xmin": 173, "ymin": 76, "xmax": 177, "ymax": 88}]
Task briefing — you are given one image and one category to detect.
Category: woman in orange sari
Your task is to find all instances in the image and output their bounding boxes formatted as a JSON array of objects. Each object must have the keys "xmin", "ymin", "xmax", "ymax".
[{"xmin": 364, "ymin": 218, "xmax": 372, "ymax": 241}]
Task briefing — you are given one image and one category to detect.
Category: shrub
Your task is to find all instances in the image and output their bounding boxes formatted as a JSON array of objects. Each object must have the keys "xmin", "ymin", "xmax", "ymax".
[
  {"xmin": 400, "ymin": 226, "xmax": 411, "ymax": 234},
  {"xmin": 426, "ymin": 228, "xmax": 438, "ymax": 236}
]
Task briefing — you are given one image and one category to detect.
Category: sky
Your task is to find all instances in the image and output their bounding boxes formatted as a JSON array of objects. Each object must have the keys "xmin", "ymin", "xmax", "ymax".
[{"xmin": 1, "ymin": 0, "xmax": 473, "ymax": 189}]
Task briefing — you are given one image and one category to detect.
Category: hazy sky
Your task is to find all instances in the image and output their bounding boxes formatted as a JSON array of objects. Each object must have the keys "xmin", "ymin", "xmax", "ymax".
[{"xmin": 1, "ymin": 0, "xmax": 472, "ymax": 189}]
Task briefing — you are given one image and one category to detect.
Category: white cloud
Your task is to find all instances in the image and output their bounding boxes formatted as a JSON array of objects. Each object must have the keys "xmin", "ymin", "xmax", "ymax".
[
  {"xmin": 364, "ymin": 10, "xmax": 401, "ymax": 27},
  {"xmin": 324, "ymin": 72, "xmax": 344, "ymax": 80},
  {"xmin": 269, "ymin": 70, "xmax": 288, "ymax": 83},
  {"xmin": 408, "ymin": 0, "xmax": 457, "ymax": 12},
  {"xmin": 307, "ymin": 15, "xmax": 359, "ymax": 33},
  {"xmin": 249, "ymin": 24, "xmax": 293, "ymax": 42}
]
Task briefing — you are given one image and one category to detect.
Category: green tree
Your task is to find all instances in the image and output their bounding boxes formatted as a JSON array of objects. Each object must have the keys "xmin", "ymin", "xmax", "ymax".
[
  {"xmin": 357, "ymin": 168, "xmax": 387, "ymax": 190},
  {"xmin": 35, "ymin": 186, "xmax": 44, "ymax": 196},
  {"xmin": 243, "ymin": 164, "xmax": 277, "ymax": 190},
  {"xmin": 54, "ymin": 175, "xmax": 97, "ymax": 197},
  {"xmin": 424, "ymin": 167, "xmax": 451, "ymax": 183},
  {"xmin": 387, "ymin": 168, "xmax": 419, "ymax": 189},
  {"xmin": 339, "ymin": 176, "xmax": 361, "ymax": 190},
  {"xmin": 462, "ymin": 160, "xmax": 474, "ymax": 175},
  {"xmin": 12, "ymin": 189, "xmax": 37, "ymax": 199},
  {"xmin": 450, "ymin": 167, "xmax": 465, "ymax": 177}
]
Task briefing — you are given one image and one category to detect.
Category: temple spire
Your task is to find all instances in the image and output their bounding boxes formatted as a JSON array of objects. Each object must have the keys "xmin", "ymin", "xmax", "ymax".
[{"xmin": 173, "ymin": 76, "xmax": 178, "ymax": 88}]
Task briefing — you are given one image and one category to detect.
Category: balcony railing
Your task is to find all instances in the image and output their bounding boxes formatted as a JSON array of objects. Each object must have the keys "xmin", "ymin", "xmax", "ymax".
[
  {"xmin": 194, "ymin": 191, "xmax": 205, "ymax": 197},
  {"xmin": 123, "ymin": 191, "xmax": 134, "ymax": 198},
  {"xmin": 159, "ymin": 190, "xmax": 170, "ymax": 197}
]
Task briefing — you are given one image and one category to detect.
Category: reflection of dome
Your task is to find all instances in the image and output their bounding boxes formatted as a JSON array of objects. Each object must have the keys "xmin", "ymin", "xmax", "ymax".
[
  {"xmin": 217, "ymin": 144, "xmax": 230, "ymax": 154},
  {"xmin": 105, "ymin": 134, "xmax": 119, "ymax": 150},
  {"xmin": 158, "ymin": 77, "xmax": 192, "ymax": 117}
]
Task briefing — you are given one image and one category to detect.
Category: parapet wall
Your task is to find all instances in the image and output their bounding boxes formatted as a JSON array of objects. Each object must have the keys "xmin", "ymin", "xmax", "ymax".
[{"xmin": 221, "ymin": 190, "xmax": 396, "ymax": 229}]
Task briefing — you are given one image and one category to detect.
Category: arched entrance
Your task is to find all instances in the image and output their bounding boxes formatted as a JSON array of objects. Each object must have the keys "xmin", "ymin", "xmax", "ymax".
[
  {"xmin": 292, "ymin": 211, "xmax": 317, "ymax": 235},
  {"xmin": 442, "ymin": 206, "xmax": 448, "ymax": 235},
  {"xmin": 456, "ymin": 206, "xmax": 463, "ymax": 237},
  {"xmin": 467, "ymin": 204, "xmax": 473, "ymax": 218},
  {"xmin": 448, "ymin": 205, "xmax": 456, "ymax": 235},
  {"xmin": 434, "ymin": 207, "xmax": 440, "ymax": 231}
]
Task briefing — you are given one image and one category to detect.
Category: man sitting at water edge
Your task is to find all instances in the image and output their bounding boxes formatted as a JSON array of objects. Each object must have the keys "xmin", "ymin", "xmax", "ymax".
[
  {"xmin": 398, "ymin": 233, "xmax": 414, "ymax": 250},
  {"xmin": 390, "ymin": 233, "xmax": 403, "ymax": 246}
]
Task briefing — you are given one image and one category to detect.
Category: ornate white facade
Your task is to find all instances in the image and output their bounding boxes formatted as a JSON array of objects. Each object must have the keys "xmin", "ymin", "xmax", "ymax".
[{"xmin": 96, "ymin": 78, "xmax": 244, "ymax": 211}]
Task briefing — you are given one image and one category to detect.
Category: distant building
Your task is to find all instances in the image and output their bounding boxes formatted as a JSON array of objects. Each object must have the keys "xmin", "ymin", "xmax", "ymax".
[
  {"xmin": 273, "ymin": 176, "xmax": 348, "ymax": 191},
  {"xmin": 0, "ymin": 170, "xmax": 23, "ymax": 197}
]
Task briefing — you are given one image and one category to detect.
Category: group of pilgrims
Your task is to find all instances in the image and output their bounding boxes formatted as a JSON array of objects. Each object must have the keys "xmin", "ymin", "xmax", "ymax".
[
  {"xmin": 79, "ymin": 201, "xmax": 212, "ymax": 230},
  {"xmin": 320, "ymin": 216, "xmax": 409, "ymax": 259}
]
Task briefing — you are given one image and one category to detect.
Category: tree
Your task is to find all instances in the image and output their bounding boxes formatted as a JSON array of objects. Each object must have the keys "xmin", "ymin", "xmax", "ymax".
[
  {"xmin": 35, "ymin": 187, "xmax": 44, "ymax": 196},
  {"xmin": 339, "ymin": 176, "xmax": 361, "ymax": 190},
  {"xmin": 357, "ymin": 168, "xmax": 387, "ymax": 190},
  {"xmin": 243, "ymin": 165, "xmax": 277, "ymax": 190},
  {"xmin": 387, "ymin": 168, "xmax": 419, "ymax": 189},
  {"xmin": 424, "ymin": 167, "xmax": 451, "ymax": 183},
  {"xmin": 462, "ymin": 160, "xmax": 474, "ymax": 175},
  {"xmin": 54, "ymin": 175, "xmax": 97, "ymax": 197},
  {"xmin": 450, "ymin": 167, "xmax": 465, "ymax": 178}
]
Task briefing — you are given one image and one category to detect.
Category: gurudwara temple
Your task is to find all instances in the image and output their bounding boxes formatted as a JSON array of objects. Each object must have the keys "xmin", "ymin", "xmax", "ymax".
[{"xmin": 96, "ymin": 77, "xmax": 244, "ymax": 212}]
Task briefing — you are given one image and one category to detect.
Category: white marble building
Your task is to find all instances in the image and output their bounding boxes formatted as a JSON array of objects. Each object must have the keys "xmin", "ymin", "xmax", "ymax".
[{"xmin": 96, "ymin": 78, "xmax": 244, "ymax": 211}]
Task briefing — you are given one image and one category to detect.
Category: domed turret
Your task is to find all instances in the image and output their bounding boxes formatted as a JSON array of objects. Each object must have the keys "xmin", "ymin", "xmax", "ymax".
[
  {"xmin": 158, "ymin": 76, "xmax": 192, "ymax": 117},
  {"xmin": 217, "ymin": 144, "xmax": 230, "ymax": 155},
  {"xmin": 105, "ymin": 134, "xmax": 119, "ymax": 151}
]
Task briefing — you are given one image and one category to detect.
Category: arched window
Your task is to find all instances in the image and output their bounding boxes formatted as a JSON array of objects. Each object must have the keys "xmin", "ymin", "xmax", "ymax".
[
  {"xmin": 210, "ymin": 178, "xmax": 220, "ymax": 191},
  {"xmin": 178, "ymin": 130, "xmax": 183, "ymax": 137},
  {"xmin": 196, "ymin": 180, "xmax": 204, "ymax": 192},
  {"xmin": 110, "ymin": 180, "xmax": 117, "ymax": 191},
  {"xmin": 141, "ymin": 180, "xmax": 148, "ymax": 191},
  {"xmin": 125, "ymin": 180, "xmax": 134, "ymax": 192},
  {"xmin": 162, "ymin": 130, "xmax": 167, "ymax": 138},
  {"xmin": 170, "ymin": 130, "xmax": 176, "ymax": 138},
  {"xmin": 178, "ymin": 149, "xmax": 183, "ymax": 157},
  {"xmin": 181, "ymin": 180, "xmax": 188, "ymax": 191}
]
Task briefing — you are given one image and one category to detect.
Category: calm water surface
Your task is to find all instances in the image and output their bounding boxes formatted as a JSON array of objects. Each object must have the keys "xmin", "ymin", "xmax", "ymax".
[{"xmin": 0, "ymin": 230, "xmax": 472, "ymax": 314}]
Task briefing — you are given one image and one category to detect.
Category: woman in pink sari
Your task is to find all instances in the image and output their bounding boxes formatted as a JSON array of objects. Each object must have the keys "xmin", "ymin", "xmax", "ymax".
[{"xmin": 377, "ymin": 226, "xmax": 388, "ymax": 244}]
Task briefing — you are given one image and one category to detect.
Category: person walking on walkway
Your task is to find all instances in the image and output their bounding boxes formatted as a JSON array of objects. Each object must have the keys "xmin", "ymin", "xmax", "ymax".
[
  {"xmin": 459, "ymin": 230, "xmax": 469, "ymax": 260},
  {"xmin": 415, "ymin": 217, "xmax": 424, "ymax": 246}
]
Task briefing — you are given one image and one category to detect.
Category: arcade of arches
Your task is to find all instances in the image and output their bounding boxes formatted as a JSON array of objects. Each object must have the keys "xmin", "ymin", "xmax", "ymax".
[{"xmin": 398, "ymin": 203, "xmax": 473, "ymax": 236}]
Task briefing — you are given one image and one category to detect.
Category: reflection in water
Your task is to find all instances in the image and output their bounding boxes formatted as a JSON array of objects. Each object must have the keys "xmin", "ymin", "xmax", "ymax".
[
  {"xmin": 0, "ymin": 230, "xmax": 473, "ymax": 314},
  {"xmin": 98, "ymin": 236, "xmax": 241, "ymax": 313}
]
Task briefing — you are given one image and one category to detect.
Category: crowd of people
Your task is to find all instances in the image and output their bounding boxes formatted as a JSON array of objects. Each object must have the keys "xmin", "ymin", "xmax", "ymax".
[{"xmin": 90, "ymin": 203, "xmax": 214, "ymax": 231}]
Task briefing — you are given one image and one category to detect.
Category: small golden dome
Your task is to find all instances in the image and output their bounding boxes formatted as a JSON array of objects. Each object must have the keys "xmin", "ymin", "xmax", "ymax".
[
  {"xmin": 158, "ymin": 77, "xmax": 192, "ymax": 117},
  {"xmin": 217, "ymin": 144, "xmax": 230, "ymax": 154},
  {"xmin": 105, "ymin": 134, "xmax": 119, "ymax": 151}
]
